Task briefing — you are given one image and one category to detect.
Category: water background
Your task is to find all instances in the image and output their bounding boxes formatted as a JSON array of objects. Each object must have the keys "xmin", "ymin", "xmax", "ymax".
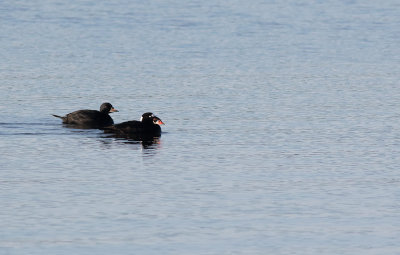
[{"xmin": 1, "ymin": 0, "xmax": 400, "ymax": 254}]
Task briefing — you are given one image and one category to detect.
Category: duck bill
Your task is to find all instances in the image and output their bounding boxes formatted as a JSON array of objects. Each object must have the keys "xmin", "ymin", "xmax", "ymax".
[
  {"xmin": 156, "ymin": 119, "xmax": 165, "ymax": 125},
  {"xmin": 109, "ymin": 108, "xmax": 119, "ymax": 113}
]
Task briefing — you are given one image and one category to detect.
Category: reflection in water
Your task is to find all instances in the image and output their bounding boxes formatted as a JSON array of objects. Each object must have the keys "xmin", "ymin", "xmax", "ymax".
[
  {"xmin": 99, "ymin": 133, "xmax": 162, "ymax": 155},
  {"xmin": 53, "ymin": 121, "xmax": 163, "ymax": 156},
  {"xmin": 62, "ymin": 123, "xmax": 102, "ymax": 130}
]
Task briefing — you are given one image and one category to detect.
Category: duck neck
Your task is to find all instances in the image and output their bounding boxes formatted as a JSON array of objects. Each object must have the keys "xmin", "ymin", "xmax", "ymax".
[{"xmin": 142, "ymin": 118, "xmax": 154, "ymax": 125}]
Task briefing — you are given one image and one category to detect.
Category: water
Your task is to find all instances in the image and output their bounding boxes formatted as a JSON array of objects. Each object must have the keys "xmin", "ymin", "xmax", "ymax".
[{"xmin": 1, "ymin": 0, "xmax": 400, "ymax": 254}]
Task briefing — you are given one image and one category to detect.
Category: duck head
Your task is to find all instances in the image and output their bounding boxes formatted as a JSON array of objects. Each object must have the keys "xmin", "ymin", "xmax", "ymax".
[
  {"xmin": 100, "ymin": 102, "xmax": 119, "ymax": 113},
  {"xmin": 140, "ymin": 112, "xmax": 165, "ymax": 125}
]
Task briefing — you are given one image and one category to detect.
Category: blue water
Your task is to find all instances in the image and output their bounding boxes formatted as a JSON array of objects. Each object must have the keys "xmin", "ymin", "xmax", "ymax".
[{"xmin": 1, "ymin": 0, "xmax": 400, "ymax": 254}]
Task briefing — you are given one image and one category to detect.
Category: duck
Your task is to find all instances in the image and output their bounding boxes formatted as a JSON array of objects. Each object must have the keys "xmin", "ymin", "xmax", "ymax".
[
  {"xmin": 52, "ymin": 102, "xmax": 118, "ymax": 128},
  {"xmin": 103, "ymin": 112, "xmax": 164, "ymax": 137}
]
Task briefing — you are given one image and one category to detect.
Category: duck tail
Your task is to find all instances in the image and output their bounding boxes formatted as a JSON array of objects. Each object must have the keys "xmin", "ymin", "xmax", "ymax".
[{"xmin": 52, "ymin": 114, "xmax": 67, "ymax": 121}]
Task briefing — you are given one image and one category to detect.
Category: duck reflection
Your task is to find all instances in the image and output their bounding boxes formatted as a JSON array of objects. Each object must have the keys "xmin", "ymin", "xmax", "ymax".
[
  {"xmin": 100, "ymin": 132, "xmax": 162, "ymax": 152},
  {"xmin": 62, "ymin": 123, "xmax": 100, "ymax": 130}
]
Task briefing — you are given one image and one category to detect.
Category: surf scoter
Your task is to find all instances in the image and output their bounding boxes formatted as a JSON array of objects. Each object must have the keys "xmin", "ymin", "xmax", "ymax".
[
  {"xmin": 52, "ymin": 102, "xmax": 118, "ymax": 128},
  {"xmin": 103, "ymin": 112, "xmax": 164, "ymax": 137}
]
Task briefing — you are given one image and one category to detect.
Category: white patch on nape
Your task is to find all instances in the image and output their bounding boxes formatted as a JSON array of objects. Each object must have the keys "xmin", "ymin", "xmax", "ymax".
[{"xmin": 140, "ymin": 116, "xmax": 143, "ymax": 121}]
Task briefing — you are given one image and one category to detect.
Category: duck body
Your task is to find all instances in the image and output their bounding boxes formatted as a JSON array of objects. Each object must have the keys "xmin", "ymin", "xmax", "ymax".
[
  {"xmin": 107, "ymin": 120, "xmax": 162, "ymax": 136},
  {"xmin": 103, "ymin": 112, "xmax": 164, "ymax": 137},
  {"xmin": 53, "ymin": 102, "xmax": 118, "ymax": 128}
]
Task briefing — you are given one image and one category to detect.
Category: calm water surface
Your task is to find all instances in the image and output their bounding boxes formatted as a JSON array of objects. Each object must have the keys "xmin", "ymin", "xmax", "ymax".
[{"xmin": 1, "ymin": 0, "xmax": 400, "ymax": 254}]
